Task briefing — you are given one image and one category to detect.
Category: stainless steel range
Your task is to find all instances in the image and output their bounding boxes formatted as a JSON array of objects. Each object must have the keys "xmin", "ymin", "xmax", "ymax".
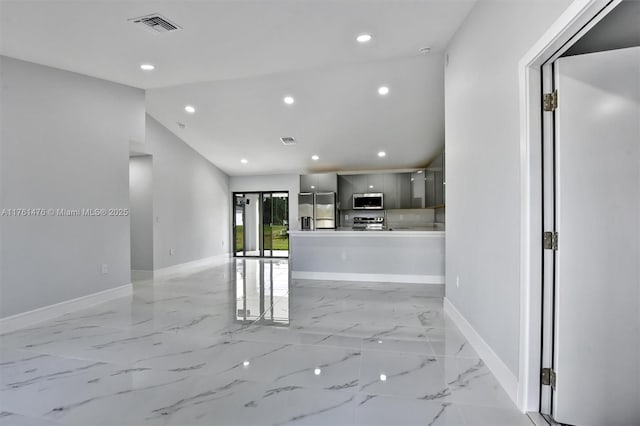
[{"xmin": 352, "ymin": 216, "xmax": 385, "ymax": 231}]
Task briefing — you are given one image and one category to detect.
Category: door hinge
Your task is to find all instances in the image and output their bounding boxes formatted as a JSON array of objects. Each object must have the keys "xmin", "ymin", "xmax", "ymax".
[
  {"xmin": 541, "ymin": 368, "xmax": 556, "ymax": 389},
  {"xmin": 543, "ymin": 90, "xmax": 558, "ymax": 112},
  {"xmin": 543, "ymin": 231, "xmax": 558, "ymax": 250}
]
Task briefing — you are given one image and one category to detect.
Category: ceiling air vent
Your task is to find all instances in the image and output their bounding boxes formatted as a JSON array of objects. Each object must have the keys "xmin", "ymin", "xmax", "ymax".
[
  {"xmin": 130, "ymin": 14, "xmax": 182, "ymax": 34},
  {"xmin": 280, "ymin": 137, "xmax": 296, "ymax": 146}
]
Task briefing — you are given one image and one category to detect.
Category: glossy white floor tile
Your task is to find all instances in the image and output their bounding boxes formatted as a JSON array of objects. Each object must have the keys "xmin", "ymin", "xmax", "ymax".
[{"xmin": 0, "ymin": 258, "xmax": 529, "ymax": 425}]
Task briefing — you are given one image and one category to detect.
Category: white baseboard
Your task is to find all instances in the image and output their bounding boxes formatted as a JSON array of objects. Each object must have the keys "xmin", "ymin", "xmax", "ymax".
[
  {"xmin": 443, "ymin": 297, "xmax": 519, "ymax": 405},
  {"xmin": 291, "ymin": 271, "xmax": 444, "ymax": 284},
  {"xmin": 0, "ymin": 283, "xmax": 132, "ymax": 334},
  {"xmin": 131, "ymin": 269, "xmax": 153, "ymax": 282},
  {"xmin": 153, "ymin": 253, "xmax": 231, "ymax": 279}
]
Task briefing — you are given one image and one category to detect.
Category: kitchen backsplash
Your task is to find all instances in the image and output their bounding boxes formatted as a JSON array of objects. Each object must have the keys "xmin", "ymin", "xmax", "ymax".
[
  {"xmin": 386, "ymin": 209, "xmax": 435, "ymax": 229},
  {"xmin": 340, "ymin": 208, "xmax": 437, "ymax": 229},
  {"xmin": 340, "ymin": 210, "xmax": 384, "ymax": 228}
]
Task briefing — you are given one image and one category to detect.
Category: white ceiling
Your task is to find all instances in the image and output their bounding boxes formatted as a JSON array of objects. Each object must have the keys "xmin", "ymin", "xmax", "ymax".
[
  {"xmin": 147, "ymin": 54, "xmax": 445, "ymax": 175},
  {"xmin": 0, "ymin": 0, "xmax": 476, "ymax": 175}
]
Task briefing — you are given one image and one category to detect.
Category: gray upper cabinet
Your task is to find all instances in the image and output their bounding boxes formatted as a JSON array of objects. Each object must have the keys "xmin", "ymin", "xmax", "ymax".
[
  {"xmin": 382, "ymin": 173, "xmax": 411, "ymax": 209},
  {"xmin": 398, "ymin": 173, "xmax": 412, "ymax": 209},
  {"xmin": 366, "ymin": 174, "xmax": 384, "ymax": 194},
  {"xmin": 300, "ymin": 174, "xmax": 316, "ymax": 193},
  {"xmin": 300, "ymin": 173, "xmax": 338, "ymax": 193},
  {"xmin": 338, "ymin": 175, "xmax": 353, "ymax": 210},
  {"xmin": 337, "ymin": 172, "xmax": 412, "ymax": 210},
  {"xmin": 382, "ymin": 174, "xmax": 397, "ymax": 209},
  {"xmin": 411, "ymin": 170, "xmax": 426, "ymax": 208},
  {"xmin": 351, "ymin": 174, "xmax": 368, "ymax": 195},
  {"xmin": 317, "ymin": 173, "xmax": 338, "ymax": 193},
  {"xmin": 424, "ymin": 150, "xmax": 445, "ymax": 208}
]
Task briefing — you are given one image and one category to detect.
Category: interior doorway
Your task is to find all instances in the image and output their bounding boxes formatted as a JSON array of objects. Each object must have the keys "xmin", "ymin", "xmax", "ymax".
[
  {"xmin": 540, "ymin": 46, "xmax": 639, "ymax": 426},
  {"xmin": 519, "ymin": 0, "xmax": 639, "ymax": 421},
  {"xmin": 233, "ymin": 192, "xmax": 289, "ymax": 258},
  {"xmin": 129, "ymin": 155, "xmax": 154, "ymax": 282}
]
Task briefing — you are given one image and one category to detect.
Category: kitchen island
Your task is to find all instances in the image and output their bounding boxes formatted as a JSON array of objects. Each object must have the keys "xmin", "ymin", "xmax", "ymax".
[{"xmin": 288, "ymin": 228, "xmax": 444, "ymax": 284}]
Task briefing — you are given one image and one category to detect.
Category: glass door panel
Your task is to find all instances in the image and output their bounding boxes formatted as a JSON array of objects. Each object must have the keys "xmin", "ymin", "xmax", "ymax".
[
  {"xmin": 233, "ymin": 194, "xmax": 245, "ymax": 256},
  {"xmin": 232, "ymin": 191, "xmax": 288, "ymax": 258},
  {"xmin": 262, "ymin": 193, "xmax": 273, "ymax": 257},
  {"xmin": 271, "ymin": 193, "xmax": 289, "ymax": 257}
]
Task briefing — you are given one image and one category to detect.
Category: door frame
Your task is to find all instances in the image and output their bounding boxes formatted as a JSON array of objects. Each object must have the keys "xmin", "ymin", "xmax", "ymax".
[
  {"xmin": 517, "ymin": 0, "xmax": 623, "ymax": 413},
  {"xmin": 232, "ymin": 191, "xmax": 290, "ymax": 258}
]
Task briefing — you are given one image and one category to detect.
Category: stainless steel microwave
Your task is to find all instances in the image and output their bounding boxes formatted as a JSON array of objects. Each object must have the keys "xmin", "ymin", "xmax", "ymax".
[{"xmin": 353, "ymin": 193, "xmax": 384, "ymax": 209}]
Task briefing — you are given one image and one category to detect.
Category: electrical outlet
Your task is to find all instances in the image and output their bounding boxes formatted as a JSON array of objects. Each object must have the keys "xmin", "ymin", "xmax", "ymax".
[
  {"xmin": 169, "ymin": 248, "xmax": 175, "ymax": 256},
  {"xmin": 456, "ymin": 276, "xmax": 460, "ymax": 288},
  {"xmin": 101, "ymin": 264, "xmax": 108, "ymax": 274}
]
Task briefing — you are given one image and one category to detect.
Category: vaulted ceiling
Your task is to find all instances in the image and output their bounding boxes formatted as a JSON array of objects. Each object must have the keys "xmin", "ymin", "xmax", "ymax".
[{"xmin": 1, "ymin": 0, "xmax": 476, "ymax": 175}]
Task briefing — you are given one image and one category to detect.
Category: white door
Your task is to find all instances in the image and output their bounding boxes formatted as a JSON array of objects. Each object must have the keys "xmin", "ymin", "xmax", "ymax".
[{"xmin": 552, "ymin": 47, "xmax": 640, "ymax": 425}]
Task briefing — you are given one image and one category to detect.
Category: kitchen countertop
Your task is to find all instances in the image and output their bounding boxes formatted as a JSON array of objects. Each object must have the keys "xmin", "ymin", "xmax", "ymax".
[{"xmin": 289, "ymin": 227, "xmax": 445, "ymax": 237}]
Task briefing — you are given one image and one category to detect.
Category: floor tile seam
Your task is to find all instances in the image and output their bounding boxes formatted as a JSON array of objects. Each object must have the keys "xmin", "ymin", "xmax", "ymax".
[{"xmin": 0, "ymin": 406, "xmax": 64, "ymax": 425}]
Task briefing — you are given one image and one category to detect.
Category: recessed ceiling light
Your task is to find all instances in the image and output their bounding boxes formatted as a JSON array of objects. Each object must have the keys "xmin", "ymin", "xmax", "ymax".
[
  {"xmin": 417, "ymin": 170, "xmax": 423, "ymax": 174},
  {"xmin": 140, "ymin": 64, "xmax": 155, "ymax": 71},
  {"xmin": 378, "ymin": 86, "xmax": 389, "ymax": 96},
  {"xmin": 283, "ymin": 96, "xmax": 295, "ymax": 105},
  {"xmin": 369, "ymin": 185, "xmax": 374, "ymax": 189},
  {"xmin": 356, "ymin": 33, "xmax": 372, "ymax": 43},
  {"xmin": 310, "ymin": 185, "xmax": 315, "ymax": 189},
  {"xmin": 184, "ymin": 105, "xmax": 196, "ymax": 114},
  {"xmin": 378, "ymin": 151, "xmax": 386, "ymax": 157},
  {"xmin": 311, "ymin": 155, "xmax": 319, "ymax": 161},
  {"xmin": 240, "ymin": 158, "xmax": 248, "ymax": 164}
]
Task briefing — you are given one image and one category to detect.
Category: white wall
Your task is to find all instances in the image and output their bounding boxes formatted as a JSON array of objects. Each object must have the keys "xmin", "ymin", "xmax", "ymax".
[
  {"xmin": 146, "ymin": 115, "xmax": 230, "ymax": 269},
  {"xmin": 129, "ymin": 156, "xmax": 153, "ymax": 271},
  {"xmin": 444, "ymin": 0, "xmax": 571, "ymax": 375},
  {"xmin": 230, "ymin": 174, "xmax": 300, "ymax": 230},
  {"xmin": 0, "ymin": 56, "xmax": 145, "ymax": 317}
]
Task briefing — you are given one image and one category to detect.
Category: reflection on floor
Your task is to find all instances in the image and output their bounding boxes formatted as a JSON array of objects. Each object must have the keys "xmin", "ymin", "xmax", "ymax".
[
  {"xmin": 236, "ymin": 259, "xmax": 289, "ymax": 324},
  {"xmin": 236, "ymin": 250, "xmax": 289, "ymax": 258},
  {"xmin": 0, "ymin": 259, "xmax": 531, "ymax": 426}
]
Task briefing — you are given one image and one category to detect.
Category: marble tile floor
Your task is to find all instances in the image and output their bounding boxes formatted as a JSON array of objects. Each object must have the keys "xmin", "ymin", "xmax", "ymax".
[{"xmin": 0, "ymin": 258, "xmax": 532, "ymax": 426}]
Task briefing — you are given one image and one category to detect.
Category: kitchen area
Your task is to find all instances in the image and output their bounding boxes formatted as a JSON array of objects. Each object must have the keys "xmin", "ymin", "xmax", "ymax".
[{"xmin": 289, "ymin": 151, "xmax": 445, "ymax": 284}]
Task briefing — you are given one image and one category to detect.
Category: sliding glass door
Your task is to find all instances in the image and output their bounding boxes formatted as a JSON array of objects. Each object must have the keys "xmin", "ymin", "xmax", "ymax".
[{"xmin": 233, "ymin": 192, "xmax": 289, "ymax": 258}]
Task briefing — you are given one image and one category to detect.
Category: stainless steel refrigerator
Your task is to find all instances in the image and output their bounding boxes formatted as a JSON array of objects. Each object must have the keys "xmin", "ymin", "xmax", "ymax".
[
  {"xmin": 314, "ymin": 192, "xmax": 336, "ymax": 229},
  {"xmin": 298, "ymin": 193, "xmax": 314, "ymax": 230}
]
